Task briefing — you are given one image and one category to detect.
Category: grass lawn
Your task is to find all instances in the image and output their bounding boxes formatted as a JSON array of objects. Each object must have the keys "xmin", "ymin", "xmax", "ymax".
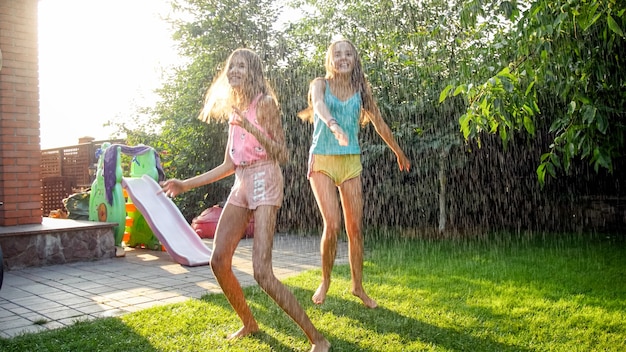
[{"xmin": 0, "ymin": 231, "xmax": 624, "ymax": 351}]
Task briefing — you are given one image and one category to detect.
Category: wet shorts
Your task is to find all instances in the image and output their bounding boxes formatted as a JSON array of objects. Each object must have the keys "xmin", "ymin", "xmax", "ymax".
[
  {"xmin": 228, "ymin": 160, "xmax": 284, "ymax": 210},
  {"xmin": 308, "ymin": 154, "xmax": 362, "ymax": 185}
]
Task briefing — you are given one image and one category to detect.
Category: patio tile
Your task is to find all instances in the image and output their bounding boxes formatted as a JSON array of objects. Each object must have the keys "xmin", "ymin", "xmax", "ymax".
[{"xmin": 0, "ymin": 234, "xmax": 346, "ymax": 339}]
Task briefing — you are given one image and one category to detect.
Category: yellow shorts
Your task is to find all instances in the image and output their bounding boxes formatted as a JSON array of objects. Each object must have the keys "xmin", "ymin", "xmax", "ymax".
[{"xmin": 308, "ymin": 154, "xmax": 362, "ymax": 185}]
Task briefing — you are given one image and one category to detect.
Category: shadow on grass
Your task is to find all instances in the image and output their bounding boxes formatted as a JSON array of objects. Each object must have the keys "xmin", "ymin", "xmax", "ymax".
[
  {"xmin": 0, "ymin": 318, "xmax": 159, "ymax": 352},
  {"xmin": 248, "ymin": 330, "xmax": 310, "ymax": 352},
  {"xmin": 225, "ymin": 277, "xmax": 530, "ymax": 352},
  {"xmin": 199, "ymin": 234, "xmax": 625, "ymax": 351},
  {"xmin": 200, "ymin": 285, "xmax": 369, "ymax": 351},
  {"xmin": 197, "ymin": 290, "xmax": 309, "ymax": 351},
  {"xmin": 245, "ymin": 295, "xmax": 374, "ymax": 351},
  {"xmin": 291, "ymin": 286, "xmax": 531, "ymax": 352}
]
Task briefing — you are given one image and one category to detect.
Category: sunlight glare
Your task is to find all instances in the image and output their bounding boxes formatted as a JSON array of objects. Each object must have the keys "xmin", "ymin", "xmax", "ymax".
[{"xmin": 38, "ymin": 0, "xmax": 179, "ymax": 149}]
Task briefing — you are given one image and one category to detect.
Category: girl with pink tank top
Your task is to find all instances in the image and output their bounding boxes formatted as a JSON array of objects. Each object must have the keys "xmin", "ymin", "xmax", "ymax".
[
  {"xmin": 228, "ymin": 93, "xmax": 268, "ymax": 165},
  {"xmin": 160, "ymin": 48, "xmax": 330, "ymax": 352}
]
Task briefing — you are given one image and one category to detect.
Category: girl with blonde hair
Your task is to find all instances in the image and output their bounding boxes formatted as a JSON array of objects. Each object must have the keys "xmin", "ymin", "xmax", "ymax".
[
  {"xmin": 300, "ymin": 39, "xmax": 411, "ymax": 309},
  {"xmin": 163, "ymin": 48, "xmax": 330, "ymax": 352}
]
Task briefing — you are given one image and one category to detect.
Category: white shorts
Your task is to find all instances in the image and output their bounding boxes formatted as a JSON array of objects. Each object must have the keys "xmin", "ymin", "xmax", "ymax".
[{"xmin": 228, "ymin": 160, "xmax": 284, "ymax": 209}]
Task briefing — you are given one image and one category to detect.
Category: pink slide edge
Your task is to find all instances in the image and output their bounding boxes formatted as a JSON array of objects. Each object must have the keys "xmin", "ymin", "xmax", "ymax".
[{"xmin": 122, "ymin": 175, "xmax": 212, "ymax": 267}]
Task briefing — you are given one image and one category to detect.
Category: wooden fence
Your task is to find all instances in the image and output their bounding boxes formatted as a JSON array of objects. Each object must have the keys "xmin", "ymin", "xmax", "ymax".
[{"xmin": 41, "ymin": 139, "xmax": 124, "ymax": 215}]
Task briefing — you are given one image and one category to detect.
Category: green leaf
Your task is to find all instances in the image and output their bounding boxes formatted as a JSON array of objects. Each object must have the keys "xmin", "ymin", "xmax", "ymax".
[
  {"xmin": 439, "ymin": 84, "xmax": 454, "ymax": 103},
  {"xmin": 537, "ymin": 163, "xmax": 546, "ymax": 186},
  {"xmin": 567, "ymin": 142, "xmax": 576, "ymax": 158},
  {"xmin": 480, "ymin": 98, "xmax": 490, "ymax": 117},
  {"xmin": 550, "ymin": 153, "xmax": 562, "ymax": 169},
  {"xmin": 596, "ymin": 113, "xmax": 609, "ymax": 134},
  {"xmin": 579, "ymin": 2, "xmax": 601, "ymax": 31},
  {"xmin": 577, "ymin": 95, "xmax": 592, "ymax": 105},
  {"xmin": 567, "ymin": 101, "xmax": 577, "ymax": 114},
  {"xmin": 523, "ymin": 116, "xmax": 535, "ymax": 135},
  {"xmin": 453, "ymin": 84, "xmax": 466, "ymax": 96},
  {"xmin": 499, "ymin": 125, "xmax": 508, "ymax": 147},
  {"xmin": 592, "ymin": 147, "xmax": 612, "ymax": 172},
  {"xmin": 522, "ymin": 104, "xmax": 535, "ymax": 116},
  {"xmin": 607, "ymin": 14, "xmax": 625, "ymax": 37},
  {"xmin": 579, "ymin": 135, "xmax": 590, "ymax": 158},
  {"xmin": 524, "ymin": 81, "xmax": 535, "ymax": 96},
  {"xmin": 501, "ymin": 76, "xmax": 514, "ymax": 92},
  {"xmin": 546, "ymin": 162, "xmax": 556, "ymax": 178},
  {"xmin": 581, "ymin": 105, "xmax": 597, "ymax": 124},
  {"xmin": 459, "ymin": 114, "xmax": 471, "ymax": 139}
]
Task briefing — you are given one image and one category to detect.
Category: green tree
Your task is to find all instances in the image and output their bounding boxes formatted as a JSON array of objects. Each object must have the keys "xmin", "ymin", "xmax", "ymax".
[
  {"xmin": 115, "ymin": 0, "xmax": 624, "ymax": 233},
  {"xmin": 115, "ymin": 0, "xmax": 285, "ymax": 220},
  {"xmin": 286, "ymin": 0, "xmax": 522, "ymax": 231},
  {"xmin": 440, "ymin": 0, "xmax": 626, "ymax": 185}
]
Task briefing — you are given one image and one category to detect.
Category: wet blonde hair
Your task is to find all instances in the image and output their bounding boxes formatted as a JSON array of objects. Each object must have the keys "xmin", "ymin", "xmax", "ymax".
[
  {"xmin": 198, "ymin": 48, "xmax": 276, "ymax": 122},
  {"xmin": 298, "ymin": 38, "xmax": 375, "ymax": 126}
]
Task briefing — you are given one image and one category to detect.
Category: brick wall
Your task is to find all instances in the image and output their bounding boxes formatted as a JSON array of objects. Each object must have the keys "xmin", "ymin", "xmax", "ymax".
[{"xmin": 0, "ymin": 0, "xmax": 42, "ymax": 226}]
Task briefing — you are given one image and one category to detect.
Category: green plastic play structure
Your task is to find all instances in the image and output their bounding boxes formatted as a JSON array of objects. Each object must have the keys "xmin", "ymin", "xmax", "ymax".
[{"xmin": 88, "ymin": 143, "xmax": 162, "ymax": 250}]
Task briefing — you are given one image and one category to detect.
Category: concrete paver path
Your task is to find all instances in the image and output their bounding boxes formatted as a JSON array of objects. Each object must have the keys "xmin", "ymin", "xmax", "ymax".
[{"xmin": 0, "ymin": 235, "xmax": 347, "ymax": 339}]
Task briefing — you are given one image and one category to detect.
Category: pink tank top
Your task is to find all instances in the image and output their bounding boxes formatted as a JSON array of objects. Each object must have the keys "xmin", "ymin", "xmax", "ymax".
[{"xmin": 228, "ymin": 94, "xmax": 269, "ymax": 166}]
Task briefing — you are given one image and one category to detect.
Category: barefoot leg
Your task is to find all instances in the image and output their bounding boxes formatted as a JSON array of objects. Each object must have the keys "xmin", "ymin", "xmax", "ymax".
[
  {"xmin": 309, "ymin": 172, "xmax": 342, "ymax": 305},
  {"xmin": 211, "ymin": 204, "xmax": 260, "ymax": 338},
  {"xmin": 310, "ymin": 338, "xmax": 331, "ymax": 352},
  {"xmin": 253, "ymin": 206, "xmax": 330, "ymax": 350},
  {"xmin": 227, "ymin": 325, "xmax": 259, "ymax": 340},
  {"xmin": 339, "ymin": 177, "xmax": 377, "ymax": 308}
]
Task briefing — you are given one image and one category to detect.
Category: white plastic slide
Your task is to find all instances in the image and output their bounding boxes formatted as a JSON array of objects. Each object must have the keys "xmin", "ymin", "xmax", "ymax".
[{"xmin": 122, "ymin": 175, "xmax": 212, "ymax": 266}]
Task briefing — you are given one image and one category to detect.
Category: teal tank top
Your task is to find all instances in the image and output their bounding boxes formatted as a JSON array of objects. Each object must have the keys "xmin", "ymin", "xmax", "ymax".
[{"xmin": 310, "ymin": 81, "xmax": 361, "ymax": 155}]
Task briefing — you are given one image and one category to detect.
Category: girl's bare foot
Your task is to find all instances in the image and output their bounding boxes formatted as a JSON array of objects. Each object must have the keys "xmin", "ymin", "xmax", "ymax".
[
  {"xmin": 227, "ymin": 323, "xmax": 259, "ymax": 340},
  {"xmin": 310, "ymin": 338, "xmax": 331, "ymax": 352},
  {"xmin": 352, "ymin": 289, "xmax": 377, "ymax": 308},
  {"xmin": 312, "ymin": 282, "xmax": 329, "ymax": 305}
]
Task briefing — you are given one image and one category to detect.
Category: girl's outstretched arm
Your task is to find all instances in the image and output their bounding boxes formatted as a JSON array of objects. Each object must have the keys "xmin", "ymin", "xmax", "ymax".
[
  {"xmin": 160, "ymin": 145, "xmax": 235, "ymax": 197},
  {"xmin": 367, "ymin": 110, "xmax": 411, "ymax": 172}
]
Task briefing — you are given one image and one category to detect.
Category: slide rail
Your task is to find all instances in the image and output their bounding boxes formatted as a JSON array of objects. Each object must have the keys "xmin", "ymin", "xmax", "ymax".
[{"xmin": 122, "ymin": 175, "xmax": 212, "ymax": 267}]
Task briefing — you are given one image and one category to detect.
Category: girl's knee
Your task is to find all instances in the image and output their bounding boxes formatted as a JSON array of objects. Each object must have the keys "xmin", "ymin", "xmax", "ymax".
[
  {"xmin": 210, "ymin": 253, "xmax": 231, "ymax": 274},
  {"xmin": 253, "ymin": 268, "xmax": 276, "ymax": 287},
  {"xmin": 324, "ymin": 218, "xmax": 342, "ymax": 235},
  {"xmin": 345, "ymin": 224, "xmax": 363, "ymax": 240}
]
